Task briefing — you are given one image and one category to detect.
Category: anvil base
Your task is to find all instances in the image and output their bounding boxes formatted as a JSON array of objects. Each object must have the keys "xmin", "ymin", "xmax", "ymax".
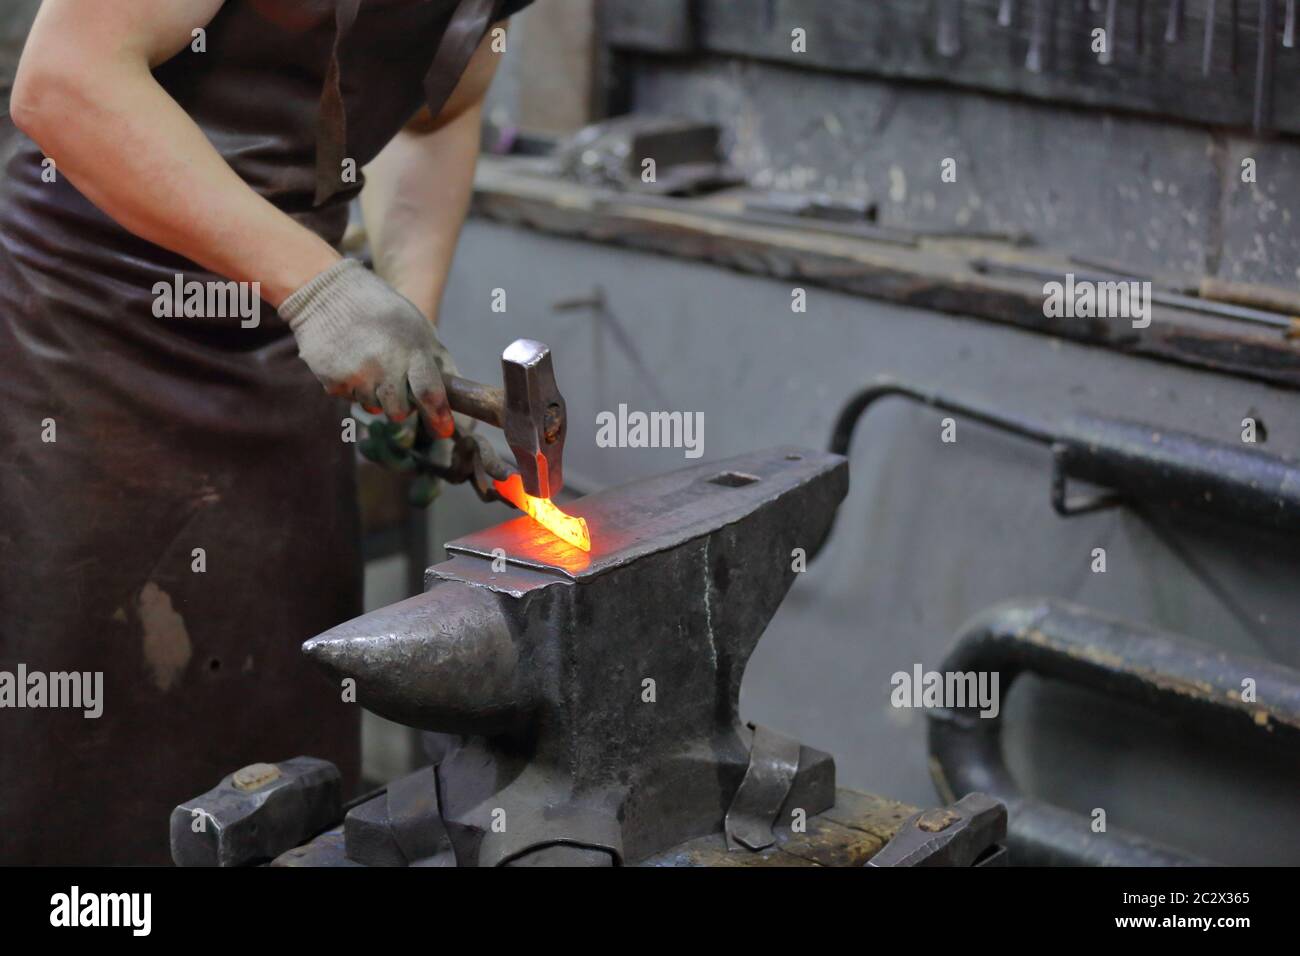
[{"xmin": 271, "ymin": 788, "xmax": 920, "ymax": 867}]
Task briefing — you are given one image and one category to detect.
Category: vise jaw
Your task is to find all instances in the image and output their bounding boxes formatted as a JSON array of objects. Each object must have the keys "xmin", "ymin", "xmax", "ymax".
[{"xmin": 301, "ymin": 447, "xmax": 848, "ymax": 865}]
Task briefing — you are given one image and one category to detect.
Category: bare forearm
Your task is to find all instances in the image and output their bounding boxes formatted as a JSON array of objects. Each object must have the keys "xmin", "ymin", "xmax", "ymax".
[
  {"xmin": 11, "ymin": 0, "xmax": 338, "ymax": 306},
  {"xmin": 361, "ymin": 101, "xmax": 483, "ymax": 322},
  {"xmin": 360, "ymin": 22, "xmax": 506, "ymax": 322}
]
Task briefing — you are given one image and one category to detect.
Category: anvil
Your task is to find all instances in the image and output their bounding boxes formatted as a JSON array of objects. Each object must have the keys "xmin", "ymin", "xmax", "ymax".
[{"xmin": 297, "ymin": 447, "xmax": 848, "ymax": 865}]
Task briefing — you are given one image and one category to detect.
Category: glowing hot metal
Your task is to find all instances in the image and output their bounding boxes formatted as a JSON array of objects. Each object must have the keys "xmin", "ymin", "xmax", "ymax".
[{"xmin": 493, "ymin": 474, "xmax": 591, "ymax": 552}]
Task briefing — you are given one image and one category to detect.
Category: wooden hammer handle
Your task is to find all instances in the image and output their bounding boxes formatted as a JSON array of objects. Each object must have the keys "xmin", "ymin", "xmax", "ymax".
[{"xmin": 445, "ymin": 375, "xmax": 505, "ymax": 429}]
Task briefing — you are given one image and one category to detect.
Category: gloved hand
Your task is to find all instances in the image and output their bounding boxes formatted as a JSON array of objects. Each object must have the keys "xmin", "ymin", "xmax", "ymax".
[{"xmin": 280, "ymin": 258, "xmax": 455, "ymax": 438}]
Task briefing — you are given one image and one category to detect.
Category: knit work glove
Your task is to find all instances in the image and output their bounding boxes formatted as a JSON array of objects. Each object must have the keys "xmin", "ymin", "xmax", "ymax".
[{"xmin": 281, "ymin": 258, "xmax": 455, "ymax": 437}]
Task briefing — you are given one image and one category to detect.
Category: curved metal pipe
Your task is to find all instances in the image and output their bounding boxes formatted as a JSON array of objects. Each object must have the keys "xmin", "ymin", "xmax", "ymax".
[
  {"xmin": 818, "ymin": 379, "xmax": 1300, "ymax": 561},
  {"xmin": 812, "ymin": 379, "xmax": 1051, "ymax": 558},
  {"xmin": 827, "ymin": 380, "xmax": 1053, "ymax": 460},
  {"xmin": 928, "ymin": 598, "xmax": 1300, "ymax": 866}
]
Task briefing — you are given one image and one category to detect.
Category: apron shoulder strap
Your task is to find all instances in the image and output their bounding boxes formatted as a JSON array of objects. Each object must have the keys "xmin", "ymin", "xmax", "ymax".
[
  {"xmin": 422, "ymin": 0, "xmax": 503, "ymax": 121},
  {"xmin": 314, "ymin": 0, "xmax": 502, "ymax": 207},
  {"xmin": 315, "ymin": 0, "xmax": 363, "ymax": 207}
]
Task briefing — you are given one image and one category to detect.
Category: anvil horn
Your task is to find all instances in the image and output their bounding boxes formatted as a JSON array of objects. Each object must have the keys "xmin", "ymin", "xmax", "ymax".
[{"xmin": 302, "ymin": 583, "xmax": 528, "ymax": 736}]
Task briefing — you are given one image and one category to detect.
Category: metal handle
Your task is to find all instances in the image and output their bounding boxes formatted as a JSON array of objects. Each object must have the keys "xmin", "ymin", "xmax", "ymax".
[
  {"xmin": 1054, "ymin": 413, "xmax": 1300, "ymax": 532},
  {"xmin": 928, "ymin": 599, "xmax": 1300, "ymax": 865}
]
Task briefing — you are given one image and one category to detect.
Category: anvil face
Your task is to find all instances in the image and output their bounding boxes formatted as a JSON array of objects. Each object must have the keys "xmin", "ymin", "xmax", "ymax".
[
  {"xmin": 303, "ymin": 447, "xmax": 847, "ymax": 863},
  {"xmin": 448, "ymin": 446, "xmax": 846, "ymax": 578}
]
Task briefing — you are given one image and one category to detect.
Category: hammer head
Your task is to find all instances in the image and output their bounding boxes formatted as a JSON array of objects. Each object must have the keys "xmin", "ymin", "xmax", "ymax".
[
  {"xmin": 501, "ymin": 339, "xmax": 565, "ymax": 498},
  {"xmin": 169, "ymin": 757, "xmax": 342, "ymax": 866}
]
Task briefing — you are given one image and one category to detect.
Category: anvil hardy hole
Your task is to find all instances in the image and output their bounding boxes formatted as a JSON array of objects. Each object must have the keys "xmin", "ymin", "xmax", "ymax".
[
  {"xmin": 785, "ymin": 454, "xmax": 802, "ymax": 460},
  {"xmin": 708, "ymin": 471, "xmax": 760, "ymax": 488}
]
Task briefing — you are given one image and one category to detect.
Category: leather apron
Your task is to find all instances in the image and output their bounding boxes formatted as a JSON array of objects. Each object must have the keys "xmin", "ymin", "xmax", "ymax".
[{"xmin": 0, "ymin": 0, "xmax": 524, "ymax": 864}]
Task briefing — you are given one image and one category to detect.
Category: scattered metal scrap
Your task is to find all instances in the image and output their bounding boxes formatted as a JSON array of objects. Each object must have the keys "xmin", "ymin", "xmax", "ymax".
[
  {"xmin": 552, "ymin": 116, "xmax": 743, "ymax": 196},
  {"xmin": 971, "ymin": 258, "xmax": 1300, "ymax": 335},
  {"xmin": 470, "ymin": 159, "xmax": 1300, "ymax": 390}
]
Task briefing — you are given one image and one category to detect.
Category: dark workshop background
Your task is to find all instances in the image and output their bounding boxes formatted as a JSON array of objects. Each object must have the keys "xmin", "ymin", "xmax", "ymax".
[
  {"xmin": 438, "ymin": 0, "xmax": 1300, "ymax": 866},
  {"xmin": 3, "ymin": 1, "xmax": 1297, "ymax": 865}
]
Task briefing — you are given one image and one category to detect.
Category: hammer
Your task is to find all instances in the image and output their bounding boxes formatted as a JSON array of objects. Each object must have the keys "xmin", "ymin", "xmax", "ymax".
[{"xmin": 443, "ymin": 338, "xmax": 567, "ymax": 499}]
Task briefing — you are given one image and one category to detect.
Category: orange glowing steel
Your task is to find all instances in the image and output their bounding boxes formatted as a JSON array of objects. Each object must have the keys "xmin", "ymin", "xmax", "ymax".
[{"xmin": 493, "ymin": 475, "xmax": 592, "ymax": 552}]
